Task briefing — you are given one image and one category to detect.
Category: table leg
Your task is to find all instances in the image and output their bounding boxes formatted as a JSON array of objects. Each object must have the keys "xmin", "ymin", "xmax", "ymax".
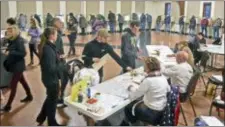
[{"xmin": 83, "ymin": 115, "xmax": 95, "ymax": 126}]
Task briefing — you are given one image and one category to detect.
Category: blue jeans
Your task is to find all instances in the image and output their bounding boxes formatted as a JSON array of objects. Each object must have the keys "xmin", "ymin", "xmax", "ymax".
[
  {"xmin": 140, "ymin": 22, "xmax": 146, "ymax": 30},
  {"xmin": 201, "ymin": 25, "xmax": 208, "ymax": 37},
  {"xmin": 109, "ymin": 22, "xmax": 115, "ymax": 33},
  {"xmin": 165, "ymin": 24, "xmax": 170, "ymax": 32},
  {"xmin": 179, "ymin": 24, "xmax": 184, "ymax": 34},
  {"xmin": 213, "ymin": 26, "xmax": 220, "ymax": 39},
  {"xmin": 189, "ymin": 27, "xmax": 196, "ymax": 35},
  {"xmin": 125, "ymin": 100, "xmax": 164, "ymax": 125},
  {"xmin": 156, "ymin": 23, "xmax": 161, "ymax": 32}
]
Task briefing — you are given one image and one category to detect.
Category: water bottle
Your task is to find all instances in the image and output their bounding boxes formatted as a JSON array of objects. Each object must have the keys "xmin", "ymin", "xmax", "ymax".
[{"xmin": 87, "ymin": 82, "xmax": 91, "ymax": 99}]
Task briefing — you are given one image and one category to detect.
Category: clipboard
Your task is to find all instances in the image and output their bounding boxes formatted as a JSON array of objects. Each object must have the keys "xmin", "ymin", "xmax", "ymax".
[{"xmin": 92, "ymin": 54, "xmax": 110, "ymax": 71}]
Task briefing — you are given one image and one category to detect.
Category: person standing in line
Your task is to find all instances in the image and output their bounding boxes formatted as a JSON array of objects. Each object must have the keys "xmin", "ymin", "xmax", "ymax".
[
  {"xmin": 79, "ymin": 14, "xmax": 88, "ymax": 35},
  {"xmin": 66, "ymin": 16, "xmax": 77, "ymax": 57},
  {"xmin": 118, "ymin": 14, "xmax": 124, "ymax": 33},
  {"xmin": 108, "ymin": 11, "xmax": 116, "ymax": 33},
  {"xmin": 213, "ymin": 18, "xmax": 222, "ymax": 40},
  {"xmin": 201, "ymin": 17, "xmax": 209, "ymax": 37},
  {"xmin": 36, "ymin": 27, "xmax": 61, "ymax": 126},
  {"xmin": 146, "ymin": 13, "xmax": 152, "ymax": 31},
  {"xmin": 18, "ymin": 14, "xmax": 27, "ymax": 31},
  {"xmin": 89, "ymin": 14, "xmax": 96, "ymax": 34},
  {"xmin": 51, "ymin": 18, "xmax": 68, "ymax": 106},
  {"xmin": 164, "ymin": 15, "xmax": 171, "ymax": 32},
  {"xmin": 92, "ymin": 15, "xmax": 105, "ymax": 35},
  {"xmin": 1, "ymin": 25, "xmax": 33, "ymax": 112},
  {"xmin": 140, "ymin": 13, "xmax": 146, "ymax": 31},
  {"xmin": 46, "ymin": 13, "xmax": 53, "ymax": 27},
  {"xmin": 189, "ymin": 15, "xmax": 197, "ymax": 35},
  {"xmin": 179, "ymin": 16, "xmax": 185, "ymax": 34},
  {"xmin": 155, "ymin": 15, "xmax": 162, "ymax": 32},
  {"xmin": 34, "ymin": 14, "xmax": 42, "ymax": 28},
  {"xmin": 82, "ymin": 28, "xmax": 132, "ymax": 82},
  {"xmin": 27, "ymin": 17, "xmax": 41, "ymax": 65},
  {"xmin": 121, "ymin": 21, "xmax": 142, "ymax": 72}
]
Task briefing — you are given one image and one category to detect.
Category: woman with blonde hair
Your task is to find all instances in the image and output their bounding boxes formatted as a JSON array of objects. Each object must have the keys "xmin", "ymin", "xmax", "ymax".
[
  {"xmin": 28, "ymin": 17, "xmax": 41, "ymax": 65},
  {"xmin": 169, "ymin": 41, "xmax": 194, "ymax": 68},
  {"xmin": 1, "ymin": 25, "xmax": 33, "ymax": 112},
  {"xmin": 123, "ymin": 56, "xmax": 170, "ymax": 126}
]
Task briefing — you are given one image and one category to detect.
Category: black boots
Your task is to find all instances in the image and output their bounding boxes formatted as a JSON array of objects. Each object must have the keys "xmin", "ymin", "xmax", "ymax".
[{"xmin": 20, "ymin": 95, "xmax": 33, "ymax": 103}]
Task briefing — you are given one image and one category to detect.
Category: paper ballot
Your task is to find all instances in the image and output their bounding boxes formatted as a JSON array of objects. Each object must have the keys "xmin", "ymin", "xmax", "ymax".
[{"xmin": 92, "ymin": 54, "xmax": 110, "ymax": 71}]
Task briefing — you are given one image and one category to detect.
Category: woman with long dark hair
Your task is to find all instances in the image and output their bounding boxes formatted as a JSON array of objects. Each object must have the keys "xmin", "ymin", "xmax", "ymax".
[{"xmin": 36, "ymin": 27, "xmax": 61, "ymax": 126}]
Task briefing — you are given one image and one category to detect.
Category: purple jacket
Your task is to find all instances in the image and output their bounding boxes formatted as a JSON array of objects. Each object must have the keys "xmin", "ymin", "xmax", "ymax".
[
  {"xmin": 92, "ymin": 20, "xmax": 105, "ymax": 32},
  {"xmin": 28, "ymin": 27, "xmax": 41, "ymax": 44}
]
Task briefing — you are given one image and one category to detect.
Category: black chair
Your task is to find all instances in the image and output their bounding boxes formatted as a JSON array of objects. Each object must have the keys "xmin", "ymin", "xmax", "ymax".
[
  {"xmin": 195, "ymin": 51, "xmax": 210, "ymax": 91},
  {"xmin": 209, "ymin": 69, "xmax": 225, "ymax": 116},
  {"xmin": 205, "ymin": 75, "xmax": 223, "ymax": 98},
  {"xmin": 209, "ymin": 97, "xmax": 225, "ymax": 116},
  {"xmin": 180, "ymin": 68, "xmax": 201, "ymax": 126}
]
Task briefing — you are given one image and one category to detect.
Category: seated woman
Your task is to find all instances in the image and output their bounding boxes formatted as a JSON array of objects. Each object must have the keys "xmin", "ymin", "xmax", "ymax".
[
  {"xmin": 163, "ymin": 51, "xmax": 193, "ymax": 101},
  {"xmin": 168, "ymin": 41, "xmax": 194, "ymax": 68},
  {"xmin": 123, "ymin": 57, "xmax": 171, "ymax": 126}
]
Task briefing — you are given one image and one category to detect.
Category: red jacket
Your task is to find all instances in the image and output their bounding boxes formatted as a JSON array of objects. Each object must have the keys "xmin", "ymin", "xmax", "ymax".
[{"xmin": 201, "ymin": 19, "xmax": 209, "ymax": 26}]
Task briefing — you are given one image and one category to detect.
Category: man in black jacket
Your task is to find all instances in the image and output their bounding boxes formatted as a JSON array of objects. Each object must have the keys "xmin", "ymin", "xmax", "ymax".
[
  {"xmin": 82, "ymin": 28, "xmax": 132, "ymax": 82},
  {"xmin": 108, "ymin": 11, "xmax": 116, "ymax": 33},
  {"xmin": 52, "ymin": 18, "xmax": 68, "ymax": 106},
  {"xmin": 1, "ymin": 25, "xmax": 33, "ymax": 112},
  {"xmin": 121, "ymin": 21, "xmax": 142, "ymax": 72}
]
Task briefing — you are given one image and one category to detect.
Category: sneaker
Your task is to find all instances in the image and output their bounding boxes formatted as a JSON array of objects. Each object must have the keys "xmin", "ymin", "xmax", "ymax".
[{"xmin": 20, "ymin": 95, "xmax": 33, "ymax": 103}]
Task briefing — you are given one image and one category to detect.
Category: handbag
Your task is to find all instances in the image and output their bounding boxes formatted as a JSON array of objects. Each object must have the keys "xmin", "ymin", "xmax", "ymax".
[{"xmin": 1, "ymin": 52, "xmax": 12, "ymax": 88}]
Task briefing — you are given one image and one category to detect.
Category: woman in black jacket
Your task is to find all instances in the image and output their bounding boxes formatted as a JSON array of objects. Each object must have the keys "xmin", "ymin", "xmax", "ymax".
[
  {"xmin": 1, "ymin": 25, "xmax": 33, "ymax": 112},
  {"xmin": 36, "ymin": 27, "xmax": 60, "ymax": 126}
]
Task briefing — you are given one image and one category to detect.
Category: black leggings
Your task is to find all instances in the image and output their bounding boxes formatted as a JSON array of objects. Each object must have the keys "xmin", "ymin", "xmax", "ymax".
[{"xmin": 29, "ymin": 43, "xmax": 39, "ymax": 62}]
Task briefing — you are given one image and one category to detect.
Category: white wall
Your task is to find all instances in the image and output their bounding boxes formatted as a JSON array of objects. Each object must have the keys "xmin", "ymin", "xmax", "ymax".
[
  {"xmin": 2, "ymin": 0, "xmax": 224, "ymax": 30},
  {"xmin": 214, "ymin": 1, "xmax": 224, "ymax": 19}
]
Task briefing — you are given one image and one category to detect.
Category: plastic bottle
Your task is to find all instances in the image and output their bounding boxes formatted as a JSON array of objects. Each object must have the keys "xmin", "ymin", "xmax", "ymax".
[
  {"xmin": 78, "ymin": 87, "xmax": 83, "ymax": 103},
  {"xmin": 87, "ymin": 82, "xmax": 91, "ymax": 99}
]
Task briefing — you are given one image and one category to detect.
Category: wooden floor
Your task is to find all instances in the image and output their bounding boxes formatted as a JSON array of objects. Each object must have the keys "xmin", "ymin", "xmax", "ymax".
[{"xmin": 0, "ymin": 31, "xmax": 224, "ymax": 126}]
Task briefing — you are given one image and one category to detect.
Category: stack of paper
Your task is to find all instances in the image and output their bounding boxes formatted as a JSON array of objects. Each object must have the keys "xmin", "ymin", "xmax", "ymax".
[{"xmin": 200, "ymin": 116, "xmax": 224, "ymax": 126}]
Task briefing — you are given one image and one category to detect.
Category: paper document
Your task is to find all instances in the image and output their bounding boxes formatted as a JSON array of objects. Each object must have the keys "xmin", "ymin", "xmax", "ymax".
[
  {"xmin": 200, "ymin": 116, "xmax": 224, "ymax": 126},
  {"xmin": 92, "ymin": 54, "xmax": 110, "ymax": 71}
]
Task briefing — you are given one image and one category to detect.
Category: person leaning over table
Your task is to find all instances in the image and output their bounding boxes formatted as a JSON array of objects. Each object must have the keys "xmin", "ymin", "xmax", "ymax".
[
  {"xmin": 162, "ymin": 51, "xmax": 193, "ymax": 101},
  {"xmin": 82, "ymin": 28, "xmax": 132, "ymax": 82},
  {"xmin": 1, "ymin": 25, "xmax": 33, "ymax": 112},
  {"xmin": 168, "ymin": 41, "xmax": 194, "ymax": 68},
  {"xmin": 121, "ymin": 57, "xmax": 171, "ymax": 126},
  {"xmin": 121, "ymin": 21, "xmax": 142, "ymax": 73}
]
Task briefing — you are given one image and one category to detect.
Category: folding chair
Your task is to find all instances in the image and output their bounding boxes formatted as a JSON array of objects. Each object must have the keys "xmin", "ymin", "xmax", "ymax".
[{"xmin": 180, "ymin": 68, "xmax": 201, "ymax": 126}]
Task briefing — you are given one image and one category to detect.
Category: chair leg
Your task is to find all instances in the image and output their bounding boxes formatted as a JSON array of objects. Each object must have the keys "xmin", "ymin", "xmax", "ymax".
[
  {"xmin": 217, "ymin": 108, "xmax": 221, "ymax": 117},
  {"xmin": 205, "ymin": 80, "xmax": 210, "ymax": 96},
  {"xmin": 201, "ymin": 75, "xmax": 207, "ymax": 88},
  {"xmin": 209, "ymin": 103, "xmax": 213, "ymax": 116},
  {"xmin": 180, "ymin": 105, "xmax": 188, "ymax": 126},
  {"xmin": 189, "ymin": 96, "xmax": 197, "ymax": 117},
  {"xmin": 213, "ymin": 86, "xmax": 218, "ymax": 99}
]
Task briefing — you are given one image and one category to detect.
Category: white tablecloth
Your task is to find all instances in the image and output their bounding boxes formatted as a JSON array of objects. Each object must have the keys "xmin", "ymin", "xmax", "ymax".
[
  {"xmin": 146, "ymin": 45, "xmax": 177, "ymax": 67},
  {"xmin": 64, "ymin": 67, "xmax": 144, "ymax": 121},
  {"xmin": 65, "ymin": 45, "xmax": 176, "ymax": 122},
  {"xmin": 199, "ymin": 44, "xmax": 224, "ymax": 55}
]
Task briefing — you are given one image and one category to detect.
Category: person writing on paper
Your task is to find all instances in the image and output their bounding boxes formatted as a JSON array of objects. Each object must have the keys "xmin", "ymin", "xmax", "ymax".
[
  {"xmin": 162, "ymin": 51, "xmax": 193, "ymax": 101},
  {"xmin": 121, "ymin": 21, "xmax": 142, "ymax": 72},
  {"xmin": 122, "ymin": 57, "xmax": 170, "ymax": 126},
  {"xmin": 82, "ymin": 28, "xmax": 132, "ymax": 82},
  {"xmin": 168, "ymin": 41, "xmax": 194, "ymax": 68}
]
